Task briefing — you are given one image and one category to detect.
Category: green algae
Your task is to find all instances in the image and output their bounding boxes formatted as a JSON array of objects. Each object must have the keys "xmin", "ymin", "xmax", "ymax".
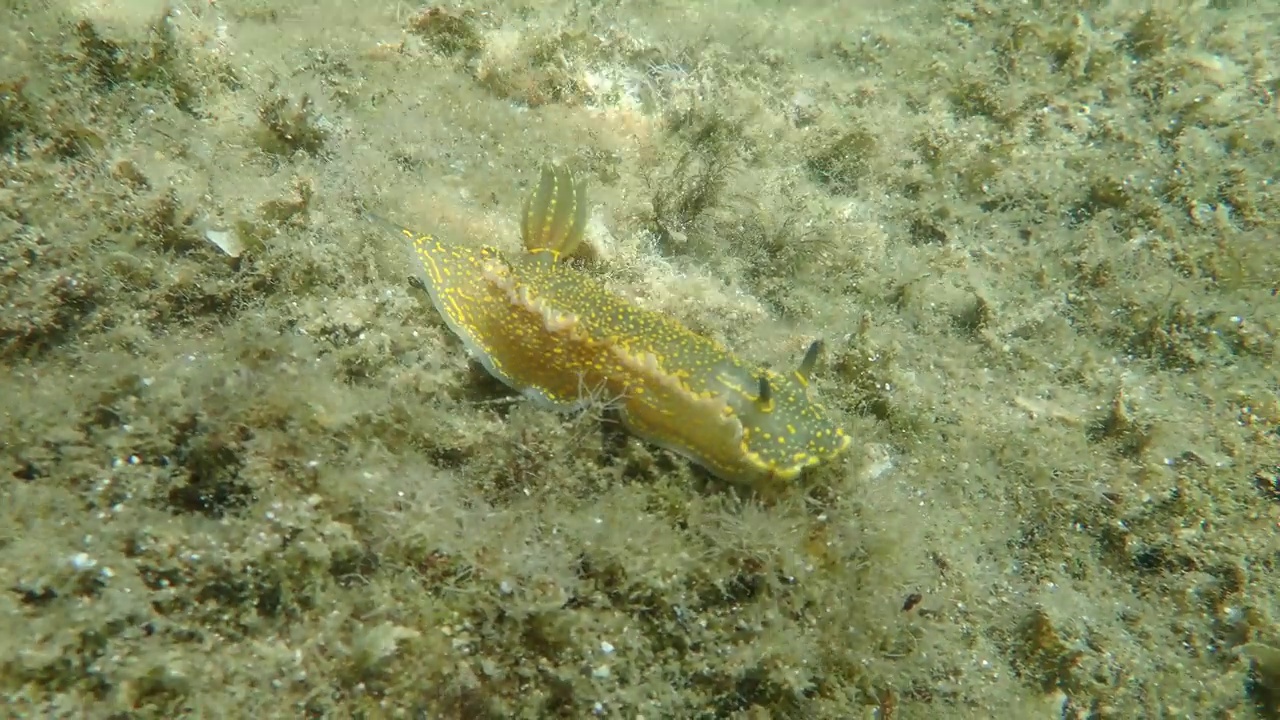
[{"xmin": 1, "ymin": 0, "xmax": 1277, "ymax": 717}]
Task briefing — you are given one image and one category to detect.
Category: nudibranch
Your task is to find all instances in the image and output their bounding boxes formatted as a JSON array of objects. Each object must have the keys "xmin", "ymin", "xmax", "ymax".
[{"xmin": 381, "ymin": 163, "xmax": 851, "ymax": 486}]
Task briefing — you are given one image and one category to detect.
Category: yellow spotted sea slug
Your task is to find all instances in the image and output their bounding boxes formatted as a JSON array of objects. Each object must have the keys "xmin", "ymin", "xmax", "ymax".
[{"xmin": 380, "ymin": 163, "xmax": 851, "ymax": 486}]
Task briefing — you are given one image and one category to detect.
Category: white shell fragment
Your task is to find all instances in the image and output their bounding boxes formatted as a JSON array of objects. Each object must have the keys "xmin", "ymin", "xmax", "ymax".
[{"xmin": 203, "ymin": 227, "xmax": 244, "ymax": 257}]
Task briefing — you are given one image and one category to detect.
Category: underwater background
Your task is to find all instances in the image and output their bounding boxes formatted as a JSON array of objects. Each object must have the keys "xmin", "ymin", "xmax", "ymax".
[{"xmin": 1, "ymin": 0, "xmax": 1278, "ymax": 717}]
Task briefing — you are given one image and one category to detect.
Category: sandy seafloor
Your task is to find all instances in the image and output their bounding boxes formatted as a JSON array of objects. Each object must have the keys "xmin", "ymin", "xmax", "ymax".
[{"xmin": 1, "ymin": 0, "xmax": 1278, "ymax": 717}]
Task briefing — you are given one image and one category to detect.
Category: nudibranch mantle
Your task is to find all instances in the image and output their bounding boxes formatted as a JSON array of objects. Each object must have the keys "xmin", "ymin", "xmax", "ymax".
[{"xmin": 385, "ymin": 163, "xmax": 851, "ymax": 486}]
